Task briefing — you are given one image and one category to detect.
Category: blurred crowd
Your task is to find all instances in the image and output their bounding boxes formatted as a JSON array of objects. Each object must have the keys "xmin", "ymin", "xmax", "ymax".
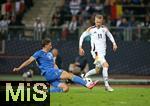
[
  {"xmin": 50, "ymin": 0, "xmax": 150, "ymax": 41},
  {"xmin": 0, "ymin": 0, "xmax": 33, "ymax": 39},
  {"xmin": 0, "ymin": 0, "xmax": 149, "ymax": 41},
  {"xmin": 52, "ymin": 0, "xmax": 149, "ymax": 27}
]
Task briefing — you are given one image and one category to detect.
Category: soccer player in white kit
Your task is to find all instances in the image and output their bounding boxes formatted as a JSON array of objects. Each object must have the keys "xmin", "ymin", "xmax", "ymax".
[{"xmin": 79, "ymin": 14, "xmax": 118, "ymax": 92}]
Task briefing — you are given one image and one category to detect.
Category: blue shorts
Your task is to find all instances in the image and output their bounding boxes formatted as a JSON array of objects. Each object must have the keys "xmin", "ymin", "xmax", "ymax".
[{"xmin": 43, "ymin": 68, "xmax": 63, "ymax": 87}]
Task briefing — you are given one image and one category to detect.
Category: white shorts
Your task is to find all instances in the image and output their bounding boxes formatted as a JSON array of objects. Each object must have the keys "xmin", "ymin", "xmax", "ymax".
[{"xmin": 91, "ymin": 51, "xmax": 106, "ymax": 67}]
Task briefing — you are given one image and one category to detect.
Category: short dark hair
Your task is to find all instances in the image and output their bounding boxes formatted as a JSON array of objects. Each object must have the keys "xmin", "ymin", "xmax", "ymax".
[
  {"xmin": 95, "ymin": 14, "xmax": 103, "ymax": 19},
  {"xmin": 41, "ymin": 38, "xmax": 51, "ymax": 47}
]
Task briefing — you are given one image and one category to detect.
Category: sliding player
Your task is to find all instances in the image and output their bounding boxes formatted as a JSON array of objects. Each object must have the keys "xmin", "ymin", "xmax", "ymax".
[{"xmin": 13, "ymin": 38, "xmax": 98, "ymax": 93}]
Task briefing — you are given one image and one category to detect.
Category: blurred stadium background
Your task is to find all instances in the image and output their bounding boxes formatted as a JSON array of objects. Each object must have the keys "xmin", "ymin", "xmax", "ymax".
[{"xmin": 0, "ymin": 0, "xmax": 150, "ymax": 84}]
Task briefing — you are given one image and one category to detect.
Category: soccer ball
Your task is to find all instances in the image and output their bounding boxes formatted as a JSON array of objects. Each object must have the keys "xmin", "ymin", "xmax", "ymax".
[{"xmin": 83, "ymin": 78, "xmax": 93, "ymax": 83}]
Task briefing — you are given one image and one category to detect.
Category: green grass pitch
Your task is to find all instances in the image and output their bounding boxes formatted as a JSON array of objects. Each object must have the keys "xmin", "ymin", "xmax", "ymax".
[{"xmin": 50, "ymin": 86, "xmax": 150, "ymax": 106}]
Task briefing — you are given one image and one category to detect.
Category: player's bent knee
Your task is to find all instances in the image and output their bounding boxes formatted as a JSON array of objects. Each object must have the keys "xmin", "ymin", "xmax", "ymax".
[
  {"xmin": 63, "ymin": 86, "xmax": 69, "ymax": 92},
  {"xmin": 61, "ymin": 71, "xmax": 74, "ymax": 80},
  {"xmin": 62, "ymin": 84, "xmax": 69, "ymax": 92},
  {"xmin": 103, "ymin": 62, "xmax": 109, "ymax": 68}
]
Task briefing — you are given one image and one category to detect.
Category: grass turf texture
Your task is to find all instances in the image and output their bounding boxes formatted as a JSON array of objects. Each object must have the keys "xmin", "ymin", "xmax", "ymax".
[{"xmin": 50, "ymin": 87, "xmax": 150, "ymax": 106}]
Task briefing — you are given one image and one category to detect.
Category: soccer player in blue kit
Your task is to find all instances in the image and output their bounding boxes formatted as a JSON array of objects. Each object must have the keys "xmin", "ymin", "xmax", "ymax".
[{"xmin": 13, "ymin": 38, "xmax": 98, "ymax": 92}]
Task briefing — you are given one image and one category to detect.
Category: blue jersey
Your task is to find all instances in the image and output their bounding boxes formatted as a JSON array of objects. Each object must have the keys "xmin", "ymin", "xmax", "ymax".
[{"xmin": 32, "ymin": 50, "xmax": 55, "ymax": 75}]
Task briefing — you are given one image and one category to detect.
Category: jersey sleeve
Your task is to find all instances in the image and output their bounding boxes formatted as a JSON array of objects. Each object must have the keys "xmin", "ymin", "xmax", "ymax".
[
  {"xmin": 79, "ymin": 30, "xmax": 91, "ymax": 48},
  {"xmin": 106, "ymin": 28, "xmax": 116, "ymax": 45},
  {"xmin": 32, "ymin": 51, "xmax": 40, "ymax": 60}
]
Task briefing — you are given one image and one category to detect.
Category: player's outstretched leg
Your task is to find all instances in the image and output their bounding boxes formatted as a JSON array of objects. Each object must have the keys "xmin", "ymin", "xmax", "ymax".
[
  {"xmin": 61, "ymin": 71, "xmax": 99, "ymax": 89},
  {"xmin": 71, "ymin": 75, "xmax": 99, "ymax": 89}
]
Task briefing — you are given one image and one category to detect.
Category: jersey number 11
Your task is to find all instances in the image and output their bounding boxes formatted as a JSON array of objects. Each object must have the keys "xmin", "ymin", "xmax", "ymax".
[{"xmin": 98, "ymin": 34, "xmax": 102, "ymax": 39}]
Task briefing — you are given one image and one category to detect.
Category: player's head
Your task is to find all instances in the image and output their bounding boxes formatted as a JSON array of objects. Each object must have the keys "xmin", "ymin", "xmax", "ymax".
[
  {"xmin": 79, "ymin": 50, "xmax": 84, "ymax": 56},
  {"xmin": 41, "ymin": 38, "xmax": 52, "ymax": 50},
  {"xmin": 95, "ymin": 14, "xmax": 103, "ymax": 27}
]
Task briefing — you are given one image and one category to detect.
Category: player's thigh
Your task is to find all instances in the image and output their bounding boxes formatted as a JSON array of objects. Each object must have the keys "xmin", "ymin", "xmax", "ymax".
[
  {"xmin": 100, "ymin": 55, "xmax": 107, "ymax": 65},
  {"xmin": 60, "ymin": 70, "xmax": 74, "ymax": 80},
  {"xmin": 94, "ymin": 55, "xmax": 106, "ymax": 67},
  {"xmin": 44, "ymin": 68, "xmax": 63, "ymax": 81}
]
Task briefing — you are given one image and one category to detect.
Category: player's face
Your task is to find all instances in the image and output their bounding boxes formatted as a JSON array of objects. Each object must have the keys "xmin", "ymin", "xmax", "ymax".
[
  {"xmin": 46, "ymin": 42, "xmax": 52, "ymax": 51},
  {"xmin": 95, "ymin": 17, "xmax": 103, "ymax": 27},
  {"xmin": 79, "ymin": 50, "xmax": 84, "ymax": 56}
]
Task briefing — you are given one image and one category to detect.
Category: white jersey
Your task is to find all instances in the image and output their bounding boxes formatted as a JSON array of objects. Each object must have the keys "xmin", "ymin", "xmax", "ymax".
[{"xmin": 79, "ymin": 25, "xmax": 116, "ymax": 57}]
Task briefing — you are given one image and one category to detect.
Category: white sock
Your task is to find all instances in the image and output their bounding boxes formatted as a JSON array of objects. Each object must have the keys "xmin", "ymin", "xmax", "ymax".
[
  {"xmin": 85, "ymin": 69, "xmax": 96, "ymax": 77},
  {"xmin": 102, "ymin": 67, "xmax": 109, "ymax": 87}
]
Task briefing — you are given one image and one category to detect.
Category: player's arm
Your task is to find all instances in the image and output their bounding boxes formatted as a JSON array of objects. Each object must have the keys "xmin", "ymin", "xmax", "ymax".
[
  {"xmin": 53, "ymin": 56, "xmax": 59, "ymax": 69},
  {"xmin": 13, "ymin": 56, "xmax": 35, "ymax": 72},
  {"xmin": 79, "ymin": 28, "xmax": 91, "ymax": 55},
  {"xmin": 106, "ymin": 28, "xmax": 118, "ymax": 52},
  {"xmin": 54, "ymin": 63, "xmax": 59, "ymax": 69}
]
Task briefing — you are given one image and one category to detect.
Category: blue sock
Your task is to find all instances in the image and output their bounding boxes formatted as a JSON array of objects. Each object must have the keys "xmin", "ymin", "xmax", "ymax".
[
  {"xmin": 71, "ymin": 75, "xmax": 86, "ymax": 86},
  {"xmin": 48, "ymin": 87, "xmax": 63, "ymax": 93}
]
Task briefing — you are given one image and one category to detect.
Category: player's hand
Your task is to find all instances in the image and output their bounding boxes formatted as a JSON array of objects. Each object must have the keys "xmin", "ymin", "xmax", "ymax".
[
  {"xmin": 13, "ymin": 67, "xmax": 20, "ymax": 72},
  {"xmin": 79, "ymin": 48, "xmax": 85, "ymax": 56},
  {"xmin": 113, "ymin": 44, "xmax": 118, "ymax": 52}
]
